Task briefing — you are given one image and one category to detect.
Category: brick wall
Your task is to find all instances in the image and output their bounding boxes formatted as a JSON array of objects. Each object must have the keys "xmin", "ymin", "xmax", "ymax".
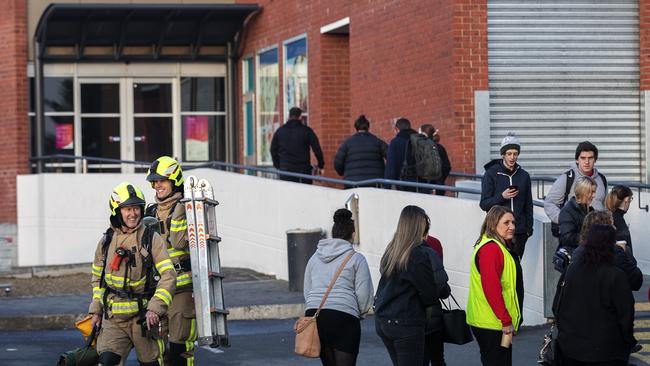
[
  {"xmin": 641, "ymin": 0, "xmax": 650, "ymax": 90},
  {"xmin": 0, "ymin": 0, "xmax": 28, "ymax": 224},
  {"xmin": 236, "ymin": 0, "xmax": 488, "ymax": 175},
  {"xmin": 451, "ymin": 0, "xmax": 488, "ymax": 172}
]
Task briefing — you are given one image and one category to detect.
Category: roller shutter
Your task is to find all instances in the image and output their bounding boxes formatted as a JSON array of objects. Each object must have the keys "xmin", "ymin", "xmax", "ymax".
[{"xmin": 487, "ymin": 0, "xmax": 641, "ymax": 181}]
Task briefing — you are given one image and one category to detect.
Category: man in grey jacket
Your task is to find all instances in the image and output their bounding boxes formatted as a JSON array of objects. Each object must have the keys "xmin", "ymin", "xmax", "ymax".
[{"xmin": 544, "ymin": 141, "xmax": 607, "ymax": 227}]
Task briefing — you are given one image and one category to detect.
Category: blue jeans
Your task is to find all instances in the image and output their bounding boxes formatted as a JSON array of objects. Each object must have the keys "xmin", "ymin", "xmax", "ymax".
[{"xmin": 375, "ymin": 318, "xmax": 425, "ymax": 366}]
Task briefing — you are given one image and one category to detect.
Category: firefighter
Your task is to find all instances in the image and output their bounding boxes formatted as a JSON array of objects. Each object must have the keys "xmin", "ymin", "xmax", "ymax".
[
  {"xmin": 145, "ymin": 156, "xmax": 196, "ymax": 366},
  {"xmin": 89, "ymin": 182, "xmax": 176, "ymax": 366}
]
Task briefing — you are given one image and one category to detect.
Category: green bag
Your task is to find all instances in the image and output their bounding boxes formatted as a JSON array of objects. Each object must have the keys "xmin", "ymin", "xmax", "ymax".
[{"xmin": 57, "ymin": 325, "xmax": 99, "ymax": 366}]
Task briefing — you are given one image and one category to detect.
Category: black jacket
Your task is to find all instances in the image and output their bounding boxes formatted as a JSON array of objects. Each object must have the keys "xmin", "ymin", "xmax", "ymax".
[
  {"xmin": 479, "ymin": 160, "xmax": 533, "ymax": 235},
  {"xmin": 572, "ymin": 245, "xmax": 643, "ymax": 292},
  {"xmin": 557, "ymin": 256, "xmax": 635, "ymax": 363},
  {"xmin": 374, "ymin": 243, "xmax": 440, "ymax": 325},
  {"xmin": 384, "ymin": 129, "xmax": 417, "ymax": 181},
  {"xmin": 424, "ymin": 248, "xmax": 451, "ymax": 333},
  {"xmin": 613, "ymin": 209, "xmax": 633, "ymax": 254},
  {"xmin": 334, "ymin": 131, "xmax": 387, "ymax": 182},
  {"xmin": 270, "ymin": 119, "xmax": 324, "ymax": 172},
  {"xmin": 433, "ymin": 143, "xmax": 452, "ymax": 184},
  {"xmin": 558, "ymin": 197, "xmax": 593, "ymax": 251}
]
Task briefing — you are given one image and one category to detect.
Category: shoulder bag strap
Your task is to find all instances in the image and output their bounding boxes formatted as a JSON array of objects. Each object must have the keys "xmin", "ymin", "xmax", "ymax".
[{"xmin": 314, "ymin": 251, "xmax": 355, "ymax": 317}]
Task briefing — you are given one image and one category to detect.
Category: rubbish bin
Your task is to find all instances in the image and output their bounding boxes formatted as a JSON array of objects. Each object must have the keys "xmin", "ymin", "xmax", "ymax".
[{"xmin": 286, "ymin": 228, "xmax": 323, "ymax": 292}]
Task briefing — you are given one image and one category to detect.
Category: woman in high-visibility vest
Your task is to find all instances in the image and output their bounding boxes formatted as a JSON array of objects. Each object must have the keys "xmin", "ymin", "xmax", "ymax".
[{"xmin": 466, "ymin": 206, "xmax": 523, "ymax": 366}]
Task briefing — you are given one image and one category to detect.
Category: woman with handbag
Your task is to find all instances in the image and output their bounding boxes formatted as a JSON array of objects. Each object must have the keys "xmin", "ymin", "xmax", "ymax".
[
  {"xmin": 302, "ymin": 208, "xmax": 374, "ymax": 366},
  {"xmin": 466, "ymin": 206, "xmax": 523, "ymax": 366},
  {"xmin": 374, "ymin": 205, "xmax": 446, "ymax": 366},
  {"xmin": 556, "ymin": 224, "xmax": 635, "ymax": 365}
]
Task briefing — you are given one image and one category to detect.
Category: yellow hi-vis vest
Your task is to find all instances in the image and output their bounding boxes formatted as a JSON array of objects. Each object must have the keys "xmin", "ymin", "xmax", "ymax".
[{"xmin": 466, "ymin": 235, "xmax": 521, "ymax": 332}]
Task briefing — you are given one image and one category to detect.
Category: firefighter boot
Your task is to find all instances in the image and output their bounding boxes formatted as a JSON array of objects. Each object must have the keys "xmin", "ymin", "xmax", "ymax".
[{"xmin": 97, "ymin": 351, "xmax": 122, "ymax": 366}]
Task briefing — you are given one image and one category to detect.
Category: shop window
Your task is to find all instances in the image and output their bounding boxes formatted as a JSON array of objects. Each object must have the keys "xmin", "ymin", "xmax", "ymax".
[
  {"xmin": 256, "ymin": 47, "xmax": 279, "ymax": 165},
  {"xmin": 242, "ymin": 57, "xmax": 255, "ymax": 157},
  {"xmin": 28, "ymin": 77, "xmax": 75, "ymax": 157},
  {"xmin": 181, "ymin": 77, "xmax": 226, "ymax": 162},
  {"xmin": 283, "ymin": 37, "xmax": 308, "ymax": 124}
]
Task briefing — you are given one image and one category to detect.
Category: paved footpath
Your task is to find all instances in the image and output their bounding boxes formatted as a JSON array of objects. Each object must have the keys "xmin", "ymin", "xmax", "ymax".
[{"xmin": 0, "ymin": 268, "xmax": 649, "ymax": 365}]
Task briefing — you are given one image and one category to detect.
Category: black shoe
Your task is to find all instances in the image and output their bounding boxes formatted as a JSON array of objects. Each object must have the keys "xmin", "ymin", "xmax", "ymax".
[{"xmin": 631, "ymin": 343, "xmax": 642, "ymax": 353}]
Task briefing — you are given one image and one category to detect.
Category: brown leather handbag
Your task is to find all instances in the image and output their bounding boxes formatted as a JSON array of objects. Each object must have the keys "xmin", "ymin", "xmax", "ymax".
[{"xmin": 294, "ymin": 251, "xmax": 355, "ymax": 358}]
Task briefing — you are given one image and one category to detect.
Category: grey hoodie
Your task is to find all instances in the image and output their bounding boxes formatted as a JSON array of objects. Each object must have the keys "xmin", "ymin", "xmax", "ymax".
[
  {"xmin": 544, "ymin": 166, "xmax": 607, "ymax": 223},
  {"xmin": 303, "ymin": 238, "xmax": 374, "ymax": 318}
]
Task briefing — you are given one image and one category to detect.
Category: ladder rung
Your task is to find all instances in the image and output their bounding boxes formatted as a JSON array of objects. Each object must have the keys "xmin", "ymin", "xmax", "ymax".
[
  {"xmin": 210, "ymin": 307, "xmax": 230, "ymax": 315},
  {"xmin": 208, "ymin": 271, "xmax": 224, "ymax": 279}
]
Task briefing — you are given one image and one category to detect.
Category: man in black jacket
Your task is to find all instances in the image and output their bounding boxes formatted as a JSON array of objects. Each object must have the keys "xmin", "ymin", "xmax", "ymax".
[
  {"xmin": 270, "ymin": 107, "xmax": 324, "ymax": 184},
  {"xmin": 334, "ymin": 115, "xmax": 387, "ymax": 186},
  {"xmin": 384, "ymin": 118, "xmax": 418, "ymax": 191},
  {"xmin": 480, "ymin": 133, "xmax": 533, "ymax": 258}
]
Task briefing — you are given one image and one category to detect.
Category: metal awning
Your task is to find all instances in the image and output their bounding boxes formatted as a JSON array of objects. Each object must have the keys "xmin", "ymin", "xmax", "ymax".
[{"xmin": 34, "ymin": 3, "xmax": 259, "ymax": 62}]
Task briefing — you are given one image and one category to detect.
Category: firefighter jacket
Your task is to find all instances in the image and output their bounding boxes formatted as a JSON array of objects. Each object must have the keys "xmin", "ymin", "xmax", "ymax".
[
  {"xmin": 155, "ymin": 192, "xmax": 192, "ymax": 293},
  {"xmin": 89, "ymin": 222, "xmax": 176, "ymax": 320}
]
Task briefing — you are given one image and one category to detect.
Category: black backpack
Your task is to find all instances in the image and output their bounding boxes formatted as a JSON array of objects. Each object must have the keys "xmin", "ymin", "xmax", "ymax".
[
  {"xmin": 550, "ymin": 170, "xmax": 607, "ymax": 237},
  {"xmin": 409, "ymin": 134, "xmax": 443, "ymax": 181}
]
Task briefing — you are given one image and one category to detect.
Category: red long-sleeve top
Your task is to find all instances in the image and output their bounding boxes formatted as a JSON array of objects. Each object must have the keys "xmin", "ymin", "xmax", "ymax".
[
  {"xmin": 477, "ymin": 241, "xmax": 512, "ymax": 327},
  {"xmin": 425, "ymin": 235, "xmax": 443, "ymax": 261}
]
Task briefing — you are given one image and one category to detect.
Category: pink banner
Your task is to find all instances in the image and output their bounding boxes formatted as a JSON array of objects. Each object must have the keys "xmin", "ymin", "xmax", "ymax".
[
  {"xmin": 185, "ymin": 116, "xmax": 209, "ymax": 142},
  {"xmin": 55, "ymin": 123, "xmax": 74, "ymax": 150}
]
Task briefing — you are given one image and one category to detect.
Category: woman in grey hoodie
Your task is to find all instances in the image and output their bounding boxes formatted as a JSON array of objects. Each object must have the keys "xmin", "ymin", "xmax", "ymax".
[{"xmin": 303, "ymin": 209, "xmax": 374, "ymax": 366}]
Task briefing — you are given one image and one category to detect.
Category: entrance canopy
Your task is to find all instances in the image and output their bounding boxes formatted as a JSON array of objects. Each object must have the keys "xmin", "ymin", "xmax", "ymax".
[{"xmin": 34, "ymin": 3, "xmax": 259, "ymax": 62}]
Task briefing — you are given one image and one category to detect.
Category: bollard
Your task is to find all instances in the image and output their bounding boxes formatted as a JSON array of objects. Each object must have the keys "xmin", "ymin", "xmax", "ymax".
[{"xmin": 286, "ymin": 228, "xmax": 323, "ymax": 292}]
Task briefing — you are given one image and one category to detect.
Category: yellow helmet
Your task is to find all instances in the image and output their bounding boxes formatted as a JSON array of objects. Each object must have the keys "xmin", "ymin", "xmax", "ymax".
[
  {"xmin": 146, "ymin": 156, "xmax": 184, "ymax": 188},
  {"xmin": 109, "ymin": 182, "xmax": 146, "ymax": 217}
]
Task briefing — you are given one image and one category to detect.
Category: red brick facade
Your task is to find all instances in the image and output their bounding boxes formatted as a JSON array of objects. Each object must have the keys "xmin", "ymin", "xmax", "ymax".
[
  {"xmin": 236, "ymin": 0, "xmax": 488, "ymax": 175},
  {"xmin": 0, "ymin": 0, "xmax": 28, "ymax": 224}
]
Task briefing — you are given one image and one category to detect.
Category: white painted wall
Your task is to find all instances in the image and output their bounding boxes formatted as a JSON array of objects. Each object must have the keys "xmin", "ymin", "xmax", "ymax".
[{"xmin": 27, "ymin": 169, "xmax": 650, "ymax": 326}]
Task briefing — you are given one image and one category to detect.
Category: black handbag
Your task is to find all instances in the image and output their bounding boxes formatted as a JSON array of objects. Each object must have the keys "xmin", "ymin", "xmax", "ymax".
[
  {"xmin": 538, "ymin": 276, "xmax": 566, "ymax": 365},
  {"xmin": 440, "ymin": 293, "xmax": 474, "ymax": 345},
  {"xmin": 538, "ymin": 325, "xmax": 559, "ymax": 366}
]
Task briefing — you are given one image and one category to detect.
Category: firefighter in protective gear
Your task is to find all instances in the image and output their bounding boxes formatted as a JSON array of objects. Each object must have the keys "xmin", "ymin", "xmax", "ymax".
[
  {"xmin": 89, "ymin": 182, "xmax": 176, "ymax": 366},
  {"xmin": 145, "ymin": 157, "xmax": 196, "ymax": 366}
]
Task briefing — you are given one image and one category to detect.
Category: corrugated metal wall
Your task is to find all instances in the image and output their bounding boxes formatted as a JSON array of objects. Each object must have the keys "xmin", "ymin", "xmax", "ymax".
[{"xmin": 487, "ymin": 1, "xmax": 641, "ymax": 181}]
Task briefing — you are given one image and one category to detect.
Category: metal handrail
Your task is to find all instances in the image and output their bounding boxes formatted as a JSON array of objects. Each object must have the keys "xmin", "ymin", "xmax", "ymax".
[{"xmin": 31, "ymin": 154, "xmax": 650, "ymax": 210}]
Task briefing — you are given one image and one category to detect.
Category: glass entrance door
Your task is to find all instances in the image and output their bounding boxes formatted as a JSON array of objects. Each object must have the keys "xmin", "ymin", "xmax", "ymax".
[
  {"xmin": 129, "ymin": 79, "xmax": 175, "ymax": 167},
  {"xmin": 79, "ymin": 80, "xmax": 122, "ymax": 172},
  {"xmin": 78, "ymin": 78, "xmax": 176, "ymax": 172}
]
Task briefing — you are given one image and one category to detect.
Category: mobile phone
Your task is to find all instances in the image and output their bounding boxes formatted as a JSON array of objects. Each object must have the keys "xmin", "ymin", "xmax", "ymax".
[{"xmin": 508, "ymin": 185, "xmax": 519, "ymax": 191}]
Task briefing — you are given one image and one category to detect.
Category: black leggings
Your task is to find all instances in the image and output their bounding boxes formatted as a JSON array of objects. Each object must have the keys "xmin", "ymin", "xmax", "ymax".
[
  {"xmin": 471, "ymin": 326, "xmax": 512, "ymax": 366},
  {"xmin": 305, "ymin": 308, "xmax": 361, "ymax": 366}
]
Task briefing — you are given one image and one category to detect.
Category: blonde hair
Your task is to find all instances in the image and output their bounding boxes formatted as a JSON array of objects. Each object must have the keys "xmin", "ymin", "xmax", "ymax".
[
  {"xmin": 574, "ymin": 176, "xmax": 597, "ymax": 203},
  {"xmin": 475, "ymin": 206, "xmax": 513, "ymax": 246},
  {"xmin": 380, "ymin": 206, "xmax": 430, "ymax": 277},
  {"xmin": 580, "ymin": 210, "xmax": 613, "ymax": 243}
]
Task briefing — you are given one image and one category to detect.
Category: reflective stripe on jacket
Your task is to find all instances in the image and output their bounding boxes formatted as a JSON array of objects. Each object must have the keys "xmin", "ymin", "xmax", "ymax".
[
  {"xmin": 88, "ymin": 223, "xmax": 176, "ymax": 319},
  {"xmin": 155, "ymin": 192, "xmax": 192, "ymax": 291}
]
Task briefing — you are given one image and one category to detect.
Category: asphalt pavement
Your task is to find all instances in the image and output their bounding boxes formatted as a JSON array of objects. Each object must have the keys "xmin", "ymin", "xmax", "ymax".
[{"xmin": 0, "ymin": 316, "xmax": 549, "ymax": 366}]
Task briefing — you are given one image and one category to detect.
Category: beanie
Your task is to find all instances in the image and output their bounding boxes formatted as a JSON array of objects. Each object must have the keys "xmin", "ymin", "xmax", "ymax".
[
  {"xmin": 575, "ymin": 141, "xmax": 598, "ymax": 160},
  {"xmin": 500, "ymin": 133, "xmax": 520, "ymax": 155}
]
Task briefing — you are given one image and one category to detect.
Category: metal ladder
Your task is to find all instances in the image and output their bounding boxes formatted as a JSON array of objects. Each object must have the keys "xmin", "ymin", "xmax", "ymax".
[{"xmin": 182, "ymin": 176, "xmax": 229, "ymax": 347}]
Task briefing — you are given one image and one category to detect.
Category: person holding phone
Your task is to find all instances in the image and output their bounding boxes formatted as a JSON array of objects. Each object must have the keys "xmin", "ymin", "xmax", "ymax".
[{"xmin": 479, "ymin": 133, "xmax": 533, "ymax": 259}]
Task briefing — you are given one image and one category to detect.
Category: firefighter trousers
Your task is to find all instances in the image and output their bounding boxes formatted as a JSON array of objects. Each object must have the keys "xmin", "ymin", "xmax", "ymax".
[
  {"xmin": 167, "ymin": 291, "xmax": 197, "ymax": 366},
  {"xmin": 97, "ymin": 315, "xmax": 165, "ymax": 365}
]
